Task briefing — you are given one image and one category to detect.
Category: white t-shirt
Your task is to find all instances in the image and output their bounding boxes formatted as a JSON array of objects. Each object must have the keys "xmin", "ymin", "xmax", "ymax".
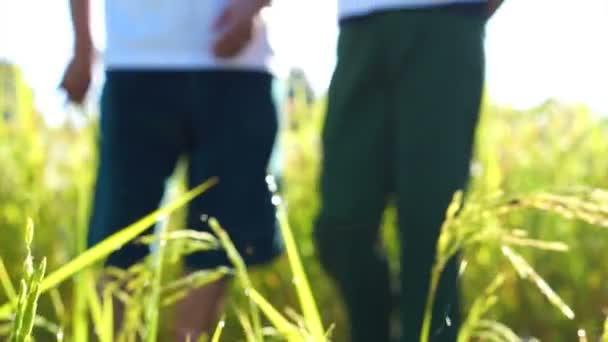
[
  {"xmin": 104, "ymin": 0, "xmax": 272, "ymax": 71},
  {"xmin": 339, "ymin": 0, "xmax": 485, "ymax": 19}
]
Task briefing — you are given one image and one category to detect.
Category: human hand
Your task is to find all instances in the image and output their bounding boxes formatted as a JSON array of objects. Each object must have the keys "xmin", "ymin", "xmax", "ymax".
[
  {"xmin": 60, "ymin": 47, "xmax": 93, "ymax": 104},
  {"xmin": 212, "ymin": 0, "xmax": 268, "ymax": 58}
]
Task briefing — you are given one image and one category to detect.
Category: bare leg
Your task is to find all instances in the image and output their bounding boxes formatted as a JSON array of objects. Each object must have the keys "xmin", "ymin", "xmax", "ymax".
[
  {"xmin": 95, "ymin": 272, "xmax": 228, "ymax": 341},
  {"xmin": 174, "ymin": 276, "xmax": 229, "ymax": 342}
]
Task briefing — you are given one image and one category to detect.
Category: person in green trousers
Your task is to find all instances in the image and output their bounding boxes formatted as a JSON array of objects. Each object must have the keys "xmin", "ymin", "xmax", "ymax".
[{"xmin": 314, "ymin": 1, "xmax": 504, "ymax": 341}]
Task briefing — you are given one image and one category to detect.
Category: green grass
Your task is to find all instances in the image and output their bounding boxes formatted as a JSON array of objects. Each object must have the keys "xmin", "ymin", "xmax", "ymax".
[
  {"xmin": 8, "ymin": 219, "xmax": 47, "ymax": 342},
  {"xmin": 3, "ymin": 71, "xmax": 608, "ymax": 341}
]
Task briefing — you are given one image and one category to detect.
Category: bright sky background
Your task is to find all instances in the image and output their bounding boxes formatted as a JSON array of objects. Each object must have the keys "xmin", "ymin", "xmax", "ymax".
[{"xmin": 1, "ymin": 0, "xmax": 607, "ymax": 124}]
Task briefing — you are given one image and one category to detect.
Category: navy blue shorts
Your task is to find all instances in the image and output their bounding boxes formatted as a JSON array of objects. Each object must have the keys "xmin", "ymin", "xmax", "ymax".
[{"xmin": 88, "ymin": 70, "xmax": 283, "ymax": 269}]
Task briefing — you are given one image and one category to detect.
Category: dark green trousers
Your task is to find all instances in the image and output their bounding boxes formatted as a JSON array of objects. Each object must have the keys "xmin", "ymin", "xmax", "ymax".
[{"xmin": 315, "ymin": 8, "xmax": 485, "ymax": 342}]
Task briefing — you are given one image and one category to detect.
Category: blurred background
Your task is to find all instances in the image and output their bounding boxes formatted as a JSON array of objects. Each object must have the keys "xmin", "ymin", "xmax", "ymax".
[{"xmin": 1, "ymin": 0, "xmax": 608, "ymax": 341}]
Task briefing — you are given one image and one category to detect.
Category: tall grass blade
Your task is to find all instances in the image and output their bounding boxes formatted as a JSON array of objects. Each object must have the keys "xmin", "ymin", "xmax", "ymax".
[
  {"xmin": 138, "ymin": 230, "xmax": 218, "ymax": 247},
  {"xmin": 10, "ymin": 258, "xmax": 46, "ymax": 342},
  {"xmin": 10, "ymin": 280, "xmax": 28, "ymax": 340},
  {"xmin": 470, "ymin": 330, "xmax": 509, "ymax": 342},
  {"xmin": 0, "ymin": 178, "xmax": 218, "ymax": 318},
  {"xmin": 284, "ymin": 307, "xmax": 306, "ymax": 331},
  {"xmin": 500, "ymin": 235, "xmax": 569, "ymax": 252},
  {"xmin": 502, "ymin": 246, "xmax": 575, "ymax": 319},
  {"xmin": 0, "ymin": 258, "xmax": 17, "ymax": 305},
  {"xmin": 49, "ymin": 288, "xmax": 65, "ymax": 322},
  {"xmin": 276, "ymin": 208, "xmax": 325, "ymax": 341},
  {"xmin": 248, "ymin": 287, "xmax": 300, "ymax": 339},
  {"xmin": 84, "ymin": 271, "xmax": 106, "ymax": 342},
  {"xmin": 138, "ymin": 230, "xmax": 219, "ymax": 264},
  {"xmin": 458, "ymin": 275, "xmax": 505, "ymax": 342},
  {"xmin": 420, "ymin": 263, "xmax": 444, "ymax": 342},
  {"xmin": 470, "ymin": 320, "xmax": 520, "ymax": 342},
  {"xmin": 161, "ymin": 268, "xmax": 230, "ymax": 307},
  {"xmin": 233, "ymin": 306, "xmax": 256, "ymax": 342},
  {"xmin": 3, "ymin": 315, "xmax": 63, "ymax": 341},
  {"xmin": 209, "ymin": 218, "xmax": 262, "ymax": 341},
  {"xmin": 32, "ymin": 315, "xmax": 64, "ymax": 341},
  {"xmin": 474, "ymin": 320, "xmax": 520, "ymax": 342},
  {"xmin": 73, "ymin": 169, "xmax": 91, "ymax": 342},
  {"xmin": 144, "ymin": 179, "xmax": 174, "ymax": 342},
  {"xmin": 101, "ymin": 285, "xmax": 114, "ymax": 342},
  {"xmin": 210, "ymin": 316, "xmax": 225, "ymax": 342},
  {"xmin": 421, "ymin": 192, "xmax": 463, "ymax": 342}
]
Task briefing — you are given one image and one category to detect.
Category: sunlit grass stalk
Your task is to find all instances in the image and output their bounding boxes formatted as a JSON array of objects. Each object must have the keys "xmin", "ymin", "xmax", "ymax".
[
  {"xmin": 161, "ymin": 268, "xmax": 229, "ymax": 307},
  {"xmin": 499, "ymin": 235, "xmax": 569, "ymax": 251},
  {"xmin": 101, "ymin": 285, "xmax": 114, "ymax": 342},
  {"xmin": 457, "ymin": 274, "xmax": 504, "ymax": 342},
  {"xmin": 0, "ymin": 258, "xmax": 18, "ymax": 305},
  {"xmin": 420, "ymin": 262, "xmax": 445, "ymax": 342},
  {"xmin": 473, "ymin": 320, "xmax": 520, "ymax": 342},
  {"xmin": 420, "ymin": 188, "xmax": 592, "ymax": 341},
  {"xmin": 210, "ymin": 213, "xmax": 320, "ymax": 341},
  {"xmin": 9, "ymin": 220, "xmax": 47, "ymax": 342},
  {"xmin": 248, "ymin": 287, "xmax": 300, "ymax": 339},
  {"xmin": 2, "ymin": 315, "xmax": 63, "ymax": 341},
  {"xmin": 33, "ymin": 315, "xmax": 64, "ymax": 341},
  {"xmin": 70, "ymin": 252, "xmax": 86, "ymax": 341},
  {"xmin": 233, "ymin": 305, "xmax": 256, "ymax": 342},
  {"xmin": 145, "ymin": 179, "xmax": 176, "ymax": 342},
  {"xmin": 276, "ymin": 208, "xmax": 325, "ymax": 341},
  {"xmin": 0, "ymin": 178, "xmax": 218, "ymax": 318},
  {"xmin": 501, "ymin": 246, "xmax": 575, "ymax": 319},
  {"xmin": 210, "ymin": 316, "xmax": 226, "ymax": 342},
  {"xmin": 84, "ymin": 270, "xmax": 107, "ymax": 342},
  {"xmin": 209, "ymin": 218, "xmax": 263, "ymax": 341},
  {"xmin": 421, "ymin": 192, "xmax": 463, "ymax": 342},
  {"xmin": 72, "ymin": 157, "xmax": 91, "ymax": 342},
  {"xmin": 49, "ymin": 289, "xmax": 65, "ymax": 322}
]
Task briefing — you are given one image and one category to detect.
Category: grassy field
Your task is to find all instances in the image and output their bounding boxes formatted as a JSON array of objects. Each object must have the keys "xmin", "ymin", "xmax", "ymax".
[{"xmin": 1, "ymin": 71, "xmax": 608, "ymax": 341}]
